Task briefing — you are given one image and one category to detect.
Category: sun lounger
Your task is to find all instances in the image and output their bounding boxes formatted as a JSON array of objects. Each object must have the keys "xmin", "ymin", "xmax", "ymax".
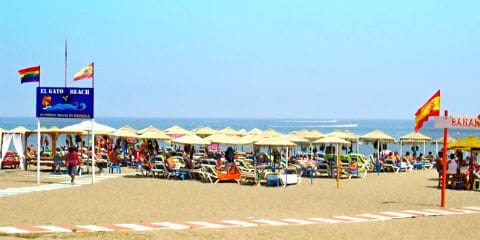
[
  {"xmin": 400, "ymin": 157, "xmax": 414, "ymax": 172},
  {"xmin": 165, "ymin": 162, "xmax": 187, "ymax": 180},
  {"xmin": 199, "ymin": 165, "xmax": 218, "ymax": 183},
  {"xmin": 259, "ymin": 171, "xmax": 280, "ymax": 187},
  {"xmin": 382, "ymin": 159, "xmax": 399, "ymax": 173},
  {"xmin": 215, "ymin": 163, "xmax": 242, "ymax": 184},
  {"xmin": 279, "ymin": 166, "xmax": 301, "ymax": 185},
  {"xmin": 315, "ymin": 162, "xmax": 330, "ymax": 177},
  {"xmin": 151, "ymin": 161, "xmax": 167, "ymax": 178},
  {"xmin": 1, "ymin": 152, "xmax": 20, "ymax": 169},
  {"xmin": 53, "ymin": 156, "xmax": 67, "ymax": 174}
]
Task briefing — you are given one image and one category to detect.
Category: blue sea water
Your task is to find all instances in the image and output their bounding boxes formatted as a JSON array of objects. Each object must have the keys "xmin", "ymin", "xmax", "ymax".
[{"xmin": 1, "ymin": 117, "xmax": 479, "ymax": 156}]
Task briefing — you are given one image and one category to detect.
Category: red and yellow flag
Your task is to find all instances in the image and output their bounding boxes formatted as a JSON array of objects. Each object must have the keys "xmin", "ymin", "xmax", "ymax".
[
  {"xmin": 414, "ymin": 90, "xmax": 440, "ymax": 132},
  {"xmin": 73, "ymin": 63, "xmax": 94, "ymax": 81}
]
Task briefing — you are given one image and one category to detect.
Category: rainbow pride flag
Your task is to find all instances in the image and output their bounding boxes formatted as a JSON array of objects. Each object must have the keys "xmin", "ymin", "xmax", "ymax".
[{"xmin": 18, "ymin": 66, "xmax": 40, "ymax": 84}]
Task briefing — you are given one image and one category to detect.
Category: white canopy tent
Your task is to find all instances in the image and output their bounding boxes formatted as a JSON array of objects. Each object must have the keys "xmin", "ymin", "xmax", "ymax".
[
  {"xmin": 0, "ymin": 130, "xmax": 25, "ymax": 169},
  {"xmin": 61, "ymin": 120, "xmax": 115, "ymax": 185}
]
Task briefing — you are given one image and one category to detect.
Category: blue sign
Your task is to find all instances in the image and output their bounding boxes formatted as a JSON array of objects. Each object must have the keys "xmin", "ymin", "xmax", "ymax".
[{"xmin": 36, "ymin": 87, "xmax": 94, "ymax": 119}]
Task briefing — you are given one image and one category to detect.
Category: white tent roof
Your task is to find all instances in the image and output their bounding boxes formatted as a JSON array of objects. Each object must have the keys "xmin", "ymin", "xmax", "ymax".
[{"xmin": 61, "ymin": 120, "xmax": 115, "ymax": 134}]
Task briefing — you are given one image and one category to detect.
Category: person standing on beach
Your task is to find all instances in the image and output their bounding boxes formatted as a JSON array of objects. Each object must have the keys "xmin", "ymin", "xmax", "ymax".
[
  {"xmin": 225, "ymin": 146, "xmax": 235, "ymax": 172},
  {"xmin": 65, "ymin": 147, "xmax": 79, "ymax": 184}
]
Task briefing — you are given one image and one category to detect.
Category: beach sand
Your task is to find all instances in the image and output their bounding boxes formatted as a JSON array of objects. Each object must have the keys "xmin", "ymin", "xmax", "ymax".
[{"xmin": 0, "ymin": 168, "xmax": 478, "ymax": 240}]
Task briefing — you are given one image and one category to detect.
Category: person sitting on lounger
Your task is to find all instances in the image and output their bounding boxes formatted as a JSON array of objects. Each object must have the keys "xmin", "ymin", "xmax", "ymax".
[
  {"xmin": 426, "ymin": 152, "xmax": 434, "ymax": 161},
  {"xmin": 436, "ymin": 151, "xmax": 444, "ymax": 174},
  {"xmin": 29, "ymin": 145, "xmax": 37, "ymax": 155},
  {"xmin": 166, "ymin": 154, "xmax": 176, "ymax": 170},
  {"xmin": 446, "ymin": 154, "xmax": 458, "ymax": 189},
  {"xmin": 141, "ymin": 159, "xmax": 153, "ymax": 175},
  {"xmin": 183, "ymin": 156, "xmax": 195, "ymax": 169},
  {"xmin": 348, "ymin": 159, "xmax": 358, "ymax": 172}
]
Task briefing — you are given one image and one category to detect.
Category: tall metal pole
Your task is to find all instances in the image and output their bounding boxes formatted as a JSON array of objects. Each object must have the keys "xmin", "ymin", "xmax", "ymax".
[
  {"xmin": 64, "ymin": 39, "xmax": 68, "ymax": 87},
  {"xmin": 37, "ymin": 118, "xmax": 41, "ymax": 184},
  {"xmin": 91, "ymin": 119, "xmax": 95, "ymax": 185},
  {"xmin": 91, "ymin": 61, "xmax": 95, "ymax": 185},
  {"xmin": 441, "ymin": 110, "xmax": 448, "ymax": 207}
]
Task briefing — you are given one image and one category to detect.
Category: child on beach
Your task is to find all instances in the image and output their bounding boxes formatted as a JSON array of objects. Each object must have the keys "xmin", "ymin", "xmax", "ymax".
[{"xmin": 65, "ymin": 147, "xmax": 79, "ymax": 184}]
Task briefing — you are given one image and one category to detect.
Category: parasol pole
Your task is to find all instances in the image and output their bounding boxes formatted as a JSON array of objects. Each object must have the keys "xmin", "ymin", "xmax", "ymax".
[
  {"xmin": 356, "ymin": 138, "xmax": 359, "ymax": 153},
  {"xmin": 423, "ymin": 141, "xmax": 426, "ymax": 156},
  {"xmin": 336, "ymin": 143, "xmax": 341, "ymax": 189},
  {"xmin": 441, "ymin": 110, "xmax": 448, "ymax": 207},
  {"xmin": 311, "ymin": 143, "xmax": 314, "ymax": 185},
  {"xmin": 376, "ymin": 141, "xmax": 381, "ymax": 175},
  {"xmin": 400, "ymin": 141, "xmax": 403, "ymax": 157},
  {"xmin": 285, "ymin": 146, "xmax": 288, "ymax": 188}
]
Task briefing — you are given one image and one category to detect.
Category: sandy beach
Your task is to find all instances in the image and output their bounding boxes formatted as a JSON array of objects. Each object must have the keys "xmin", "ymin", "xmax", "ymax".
[{"xmin": 0, "ymin": 168, "xmax": 478, "ymax": 240}]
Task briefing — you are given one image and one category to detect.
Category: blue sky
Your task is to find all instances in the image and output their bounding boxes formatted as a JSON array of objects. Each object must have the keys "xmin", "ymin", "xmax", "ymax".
[{"xmin": 1, "ymin": 1, "xmax": 479, "ymax": 119}]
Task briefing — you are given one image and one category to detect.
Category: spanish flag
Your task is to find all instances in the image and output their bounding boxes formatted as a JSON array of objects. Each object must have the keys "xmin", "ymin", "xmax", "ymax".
[
  {"xmin": 73, "ymin": 62, "xmax": 94, "ymax": 81},
  {"xmin": 414, "ymin": 90, "xmax": 440, "ymax": 132},
  {"xmin": 18, "ymin": 66, "xmax": 40, "ymax": 84}
]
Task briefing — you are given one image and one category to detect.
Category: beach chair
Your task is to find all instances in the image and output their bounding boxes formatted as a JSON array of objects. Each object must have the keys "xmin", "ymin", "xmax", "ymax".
[
  {"xmin": 215, "ymin": 163, "xmax": 242, "ymax": 184},
  {"xmin": 382, "ymin": 159, "xmax": 399, "ymax": 173},
  {"xmin": 53, "ymin": 156, "xmax": 67, "ymax": 174},
  {"xmin": 473, "ymin": 172, "xmax": 480, "ymax": 191},
  {"xmin": 259, "ymin": 171, "xmax": 281, "ymax": 187},
  {"xmin": 1, "ymin": 153, "xmax": 20, "ymax": 169},
  {"xmin": 151, "ymin": 161, "xmax": 167, "ymax": 178},
  {"xmin": 423, "ymin": 159, "xmax": 434, "ymax": 170},
  {"xmin": 412, "ymin": 161, "xmax": 425, "ymax": 170},
  {"xmin": 279, "ymin": 165, "xmax": 301, "ymax": 185},
  {"xmin": 300, "ymin": 164, "xmax": 314, "ymax": 177},
  {"xmin": 400, "ymin": 157, "xmax": 414, "ymax": 172},
  {"xmin": 340, "ymin": 157, "xmax": 350, "ymax": 168},
  {"xmin": 198, "ymin": 165, "xmax": 218, "ymax": 183},
  {"xmin": 165, "ymin": 162, "xmax": 187, "ymax": 180},
  {"xmin": 344, "ymin": 167, "xmax": 358, "ymax": 179},
  {"xmin": 315, "ymin": 162, "xmax": 330, "ymax": 177},
  {"xmin": 344, "ymin": 163, "xmax": 368, "ymax": 179}
]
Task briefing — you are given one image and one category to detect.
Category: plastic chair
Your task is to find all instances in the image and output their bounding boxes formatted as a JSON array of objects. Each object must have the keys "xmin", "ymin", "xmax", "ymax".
[
  {"xmin": 473, "ymin": 178, "xmax": 480, "ymax": 191},
  {"xmin": 109, "ymin": 165, "xmax": 121, "ymax": 174},
  {"xmin": 266, "ymin": 176, "xmax": 280, "ymax": 187},
  {"xmin": 301, "ymin": 165, "xmax": 314, "ymax": 177}
]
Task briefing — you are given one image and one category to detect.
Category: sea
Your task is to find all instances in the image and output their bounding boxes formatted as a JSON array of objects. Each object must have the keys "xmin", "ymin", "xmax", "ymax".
[{"xmin": 1, "ymin": 117, "xmax": 479, "ymax": 157}]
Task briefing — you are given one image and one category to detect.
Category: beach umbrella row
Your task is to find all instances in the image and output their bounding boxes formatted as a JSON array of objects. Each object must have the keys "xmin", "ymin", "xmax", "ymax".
[{"xmin": 7, "ymin": 121, "xmax": 464, "ymax": 153}]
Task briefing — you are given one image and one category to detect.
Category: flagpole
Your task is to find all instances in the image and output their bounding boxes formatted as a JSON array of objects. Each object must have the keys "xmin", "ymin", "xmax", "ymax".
[
  {"xmin": 92, "ymin": 62, "xmax": 94, "ymax": 89},
  {"xmin": 91, "ymin": 119, "xmax": 95, "ymax": 185},
  {"xmin": 91, "ymin": 61, "xmax": 95, "ymax": 185},
  {"xmin": 441, "ymin": 110, "xmax": 448, "ymax": 207},
  {"xmin": 36, "ymin": 66, "xmax": 41, "ymax": 184},
  {"xmin": 65, "ymin": 39, "xmax": 68, "ymax": 87}
]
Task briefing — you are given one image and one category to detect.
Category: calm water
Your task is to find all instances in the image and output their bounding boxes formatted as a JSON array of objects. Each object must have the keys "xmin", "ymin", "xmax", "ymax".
[{"xmin": 1, "ymin": 117, "xmax": 479, "ymax": 156}]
